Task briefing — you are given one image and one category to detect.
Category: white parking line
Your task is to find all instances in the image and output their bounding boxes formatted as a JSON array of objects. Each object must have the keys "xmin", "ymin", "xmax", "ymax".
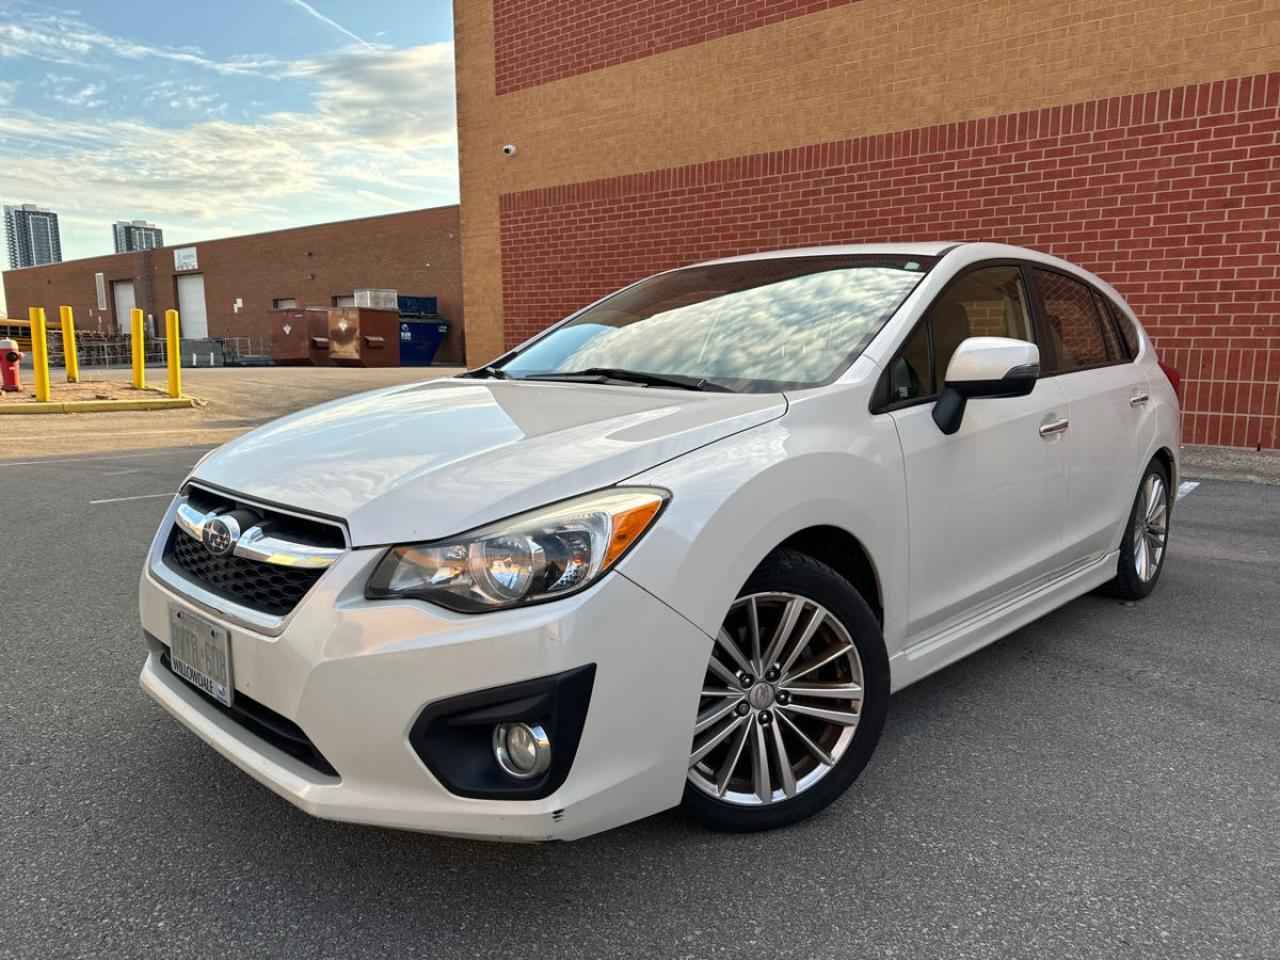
[
  {"xmin": 0, "ymin": 455, "xmax": 141, "ymax": 468},
  {"xmin": 1177, "ymin": 480, "xmax": 1200, "ymax": 500},
  {"xmin": 0, "ymin": 448, "xmax": 210, "ymax": 468},
  {"xmin": 90, "ymin": 493, "xmax": 174, "ymax": 505}
]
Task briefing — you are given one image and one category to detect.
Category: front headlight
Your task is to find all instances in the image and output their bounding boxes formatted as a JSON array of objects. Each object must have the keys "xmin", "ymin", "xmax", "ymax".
[{"xmin": 365, "ymin": 487, "xmax": 668, "ymax": 612}]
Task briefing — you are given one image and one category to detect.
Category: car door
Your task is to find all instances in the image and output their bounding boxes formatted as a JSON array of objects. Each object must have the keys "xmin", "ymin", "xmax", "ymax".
[
  {"xmin": 879, "ymin": 263, "xmax": 1072, "ymax": 644},
  {"xmin": 1029, "ymin": 267, "xmax": 1156, "ymax": 561}
]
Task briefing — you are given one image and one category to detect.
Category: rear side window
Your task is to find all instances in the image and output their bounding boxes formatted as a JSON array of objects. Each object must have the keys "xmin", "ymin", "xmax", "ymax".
[
  {"xmin": 1033, "ymin": 269, "xmax": 1109, "ymax": 371},
  {"xmin": 1090, "ymin": 290, "xmax": 1125, "ymax": 361},
  {"xmin": 1108, "ymin": 298, "xmax": 1142, "ymax": 357},
  {"xmin": 883, "ymin": 265, "xmax": 1034, "ymax": 404}
]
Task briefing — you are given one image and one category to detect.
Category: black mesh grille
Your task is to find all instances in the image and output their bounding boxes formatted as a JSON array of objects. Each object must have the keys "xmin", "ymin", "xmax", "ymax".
[{"xmin": 166, "ymin": 528, "xmax": 324, "ymax": 617}]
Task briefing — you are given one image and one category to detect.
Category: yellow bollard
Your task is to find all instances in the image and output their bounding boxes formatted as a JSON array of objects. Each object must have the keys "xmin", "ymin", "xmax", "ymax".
[
  {"xmin": 165, "ymin": 309, "xmax": 182, "ymax": 398},
  {"xmin": 130, "ymin": 307, "xmax": 145, "ymax": 389},
  {"xmin": 60, "ymin": 305, "xmax": 80, "ymax": 383},
  {"xmin": 28, "ymin": 306, "xmax": 51, "ymax": 402}
]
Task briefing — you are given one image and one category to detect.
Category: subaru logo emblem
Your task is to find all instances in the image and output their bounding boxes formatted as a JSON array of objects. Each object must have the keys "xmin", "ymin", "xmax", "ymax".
[
  {"xmin": 202, "ymin": 516, "xmax": 240, "ymax": 557},
  {"xmin": 747, "ymin": 683, "xmax": 775, "ymax": 710}
]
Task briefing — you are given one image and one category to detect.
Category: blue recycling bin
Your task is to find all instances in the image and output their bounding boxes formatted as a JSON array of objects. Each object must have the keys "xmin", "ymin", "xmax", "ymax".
[{"xmin": 399, "ymin": 319, "xmax": 449, "ymax": 366}]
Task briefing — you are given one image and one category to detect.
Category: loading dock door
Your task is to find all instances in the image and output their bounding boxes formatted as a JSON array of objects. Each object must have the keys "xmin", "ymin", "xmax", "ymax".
[
  {"xmin": 176, "ymin": 274, "xmax": 209, "ymax": 339},
  {"xmin": 112, "ymin": 280, "xmax": 136, "ymax": 333}
]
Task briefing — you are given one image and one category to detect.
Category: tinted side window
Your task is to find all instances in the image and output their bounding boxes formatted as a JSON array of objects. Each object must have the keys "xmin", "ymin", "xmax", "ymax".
[
  {"xmin": 882, "ymin": 265, "xmax": 1034, "ymax": 406},
  {"xmin": 1091, "ymin": 290, "xmax": 1125, "ymax": 361},
  {"xmin": 1034, "ymin": 269, "xmax": 1108, "ymax": 371},
  {"xmin": 1108, "ymin": 298, "xmax": 1142, "ymax": 357},
  {"xmin": 931, "ymin": 266, "xmax": 1034, "ymax": 387}
]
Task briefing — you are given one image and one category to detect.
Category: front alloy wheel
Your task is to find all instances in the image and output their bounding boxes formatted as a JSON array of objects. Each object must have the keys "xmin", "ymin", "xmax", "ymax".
[
  {"xmin": 681, "ymin": 549, "xmax": 888, "ymax": 831},
  {"xmin": 688, "ymin": 593, "xmax": 863, "ymax": 805}
]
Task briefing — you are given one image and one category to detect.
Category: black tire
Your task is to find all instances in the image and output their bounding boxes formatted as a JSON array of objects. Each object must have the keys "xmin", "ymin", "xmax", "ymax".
[
  {"xmin": 1111, "ymin": 458, "xmax": 1172, "ymax": 601},
  {"xmin": 679, "ymin": 548, "xmax": 889, "ymax": 832}
]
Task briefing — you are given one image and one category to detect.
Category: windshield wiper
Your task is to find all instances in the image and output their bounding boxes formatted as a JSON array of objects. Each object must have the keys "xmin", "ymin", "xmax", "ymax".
[
  {"xmin": 518, "ymin": 367, "xmax": 732, "ymax": 392},
  {"xmin": 463, "ymin": 365, "xmax": 513, "ymax": 380}
]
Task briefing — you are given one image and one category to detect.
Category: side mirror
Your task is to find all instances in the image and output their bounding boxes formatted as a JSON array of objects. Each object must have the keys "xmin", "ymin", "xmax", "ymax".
[{"xmin": 932, "ymin": 337, "xmax": 1040, "ymax": 435}]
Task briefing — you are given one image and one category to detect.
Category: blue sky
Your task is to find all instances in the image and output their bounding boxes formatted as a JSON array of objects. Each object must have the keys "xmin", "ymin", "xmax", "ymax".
[{"xmin": 0, "ymin": 0, "xmax": 457, "ymax": 312}]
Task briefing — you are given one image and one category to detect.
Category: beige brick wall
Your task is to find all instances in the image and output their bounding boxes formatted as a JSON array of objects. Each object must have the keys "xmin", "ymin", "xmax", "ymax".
[{"xmin": 456, "ymin": 0, "xmax": 1280, "ymax": 364}]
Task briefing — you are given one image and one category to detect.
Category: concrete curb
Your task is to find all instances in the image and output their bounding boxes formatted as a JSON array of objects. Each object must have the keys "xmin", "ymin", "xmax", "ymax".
[
  {"xmin": 0, "ymin": 397, "xmax": 198, "ymax": 414},
  {"xmin": 1181, "ymin": 443, "xmax": 1280, "ymax": 486}
]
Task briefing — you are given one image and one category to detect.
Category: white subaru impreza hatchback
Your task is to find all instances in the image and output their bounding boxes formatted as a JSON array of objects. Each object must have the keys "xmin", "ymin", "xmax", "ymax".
[{"xmin": 139, "ymin": 242, "xmax": 1181, "ymax": 840}]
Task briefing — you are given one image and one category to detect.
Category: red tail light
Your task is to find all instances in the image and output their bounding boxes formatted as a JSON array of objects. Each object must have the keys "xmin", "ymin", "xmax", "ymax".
[{"xmin": 1157, "ymin": 359, "xmax": 1182, "ymax": 401}]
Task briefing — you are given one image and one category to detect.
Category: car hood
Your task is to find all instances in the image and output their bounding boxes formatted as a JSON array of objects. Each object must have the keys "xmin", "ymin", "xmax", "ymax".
[{"xmin": 191, "ymin": 378, "xmax": 786, "ymax": 546}]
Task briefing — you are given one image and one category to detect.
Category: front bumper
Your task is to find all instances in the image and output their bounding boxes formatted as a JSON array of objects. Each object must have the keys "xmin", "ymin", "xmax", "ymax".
[{"xmin": 138, "ymin": 527, "xmax": 711, "ymax": 841}]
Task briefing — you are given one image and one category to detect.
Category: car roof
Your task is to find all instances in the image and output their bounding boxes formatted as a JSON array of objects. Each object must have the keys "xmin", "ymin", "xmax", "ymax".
[
  {"xmin": 683, "ymin": 242, "xmax": 1137, "ymax": 321},
  {"xmin": 696, "ymin": 242, "xmax": 965, "ymax": 265},
  {"xmin": 691, "ymin": 242, "xmax": 1122, "ymax": 296}
]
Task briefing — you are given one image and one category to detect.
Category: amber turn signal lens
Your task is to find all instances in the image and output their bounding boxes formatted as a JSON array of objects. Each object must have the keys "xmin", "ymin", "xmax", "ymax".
[{"xmin": 603, "ymin": 498, "xmax": 664, "ymax": 570}]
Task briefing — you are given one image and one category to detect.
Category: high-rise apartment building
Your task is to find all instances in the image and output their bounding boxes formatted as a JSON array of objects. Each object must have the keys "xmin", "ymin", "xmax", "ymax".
[
  {"xmin": 113, "ymin": 220, "xmax": 164, "ymax": 253},
  {"xmin": 4, "ymin": 203, "xmax": 62, "ymax": 269}
]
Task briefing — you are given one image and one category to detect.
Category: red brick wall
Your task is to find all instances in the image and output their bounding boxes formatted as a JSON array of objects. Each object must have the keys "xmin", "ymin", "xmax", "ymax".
[
  {"xmin": 500, "ymin": 72, "xmax": 1280, "ymax": 449},
  {"xmin": 4, "ymin": 206, "xmax": 466, "ymax": 365},
  {"xmin": 493, "ymin": 0, "xmax": 859, "ymax": 95}
]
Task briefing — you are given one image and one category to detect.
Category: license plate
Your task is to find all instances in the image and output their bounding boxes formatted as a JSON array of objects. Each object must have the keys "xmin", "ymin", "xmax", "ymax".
[{"xmin": 169, "ymin": 607, "xmax": 234, "ymax": 707}]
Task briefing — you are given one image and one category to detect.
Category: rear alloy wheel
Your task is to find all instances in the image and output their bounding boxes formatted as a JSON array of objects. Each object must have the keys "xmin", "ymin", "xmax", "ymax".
[
  {"xmin": 681, "ymin": 550, "xmax": 887, "ymax": 832},
  {"xmin": 1112, "ymin": 459, "xmax": 1171, "ymax": 600}
]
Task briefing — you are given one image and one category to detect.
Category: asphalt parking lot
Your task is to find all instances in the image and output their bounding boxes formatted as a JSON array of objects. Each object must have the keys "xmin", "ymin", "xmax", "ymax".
[
  {"xmin": 2, "ymin": 445, "xmax": 1277, "ymax": 960},
  {"xmin": 0, "ymin": 365, "xmax": 464, "ymax": 456}
]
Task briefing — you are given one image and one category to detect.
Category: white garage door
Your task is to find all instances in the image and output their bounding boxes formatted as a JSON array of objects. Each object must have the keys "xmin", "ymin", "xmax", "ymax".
[
  {"xmin": 176, "ymin": 274, "xmax": 209, "ymax": 339},
  {"xmin": 112, "ymin": 280, "xmax": 136, "ymax": 333}
]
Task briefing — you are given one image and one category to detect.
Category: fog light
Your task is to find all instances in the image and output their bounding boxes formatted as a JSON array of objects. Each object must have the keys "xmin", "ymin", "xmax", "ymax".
[{"xmin": 493, "ymin": 722, "xmax": 551, "ymax": 779}]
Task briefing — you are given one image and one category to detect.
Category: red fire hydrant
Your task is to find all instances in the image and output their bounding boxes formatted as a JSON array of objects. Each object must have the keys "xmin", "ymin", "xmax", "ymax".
[{"xmin": 1, "ymin": 337, "xmax": 23, "ymax": 392}]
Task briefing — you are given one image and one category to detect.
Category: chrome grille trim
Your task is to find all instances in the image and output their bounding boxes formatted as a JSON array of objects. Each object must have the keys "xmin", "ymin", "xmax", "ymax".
[
  {"xmin": 175, "ymin": 501, "xmax": 207, "ymax": 541},
  {"xmin": 231, "ymin": 526, "xmax": 344, "ymax": 569},
  {"xmin": 174, "ymin": 488, "xmax": 346, "ymax": 570}
]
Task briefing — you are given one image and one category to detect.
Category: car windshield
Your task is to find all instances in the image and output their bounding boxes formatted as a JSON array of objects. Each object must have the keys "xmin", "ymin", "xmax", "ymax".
[{"xmin": 498, "ymin": 255, "xmax": 934, "ymax": 392}]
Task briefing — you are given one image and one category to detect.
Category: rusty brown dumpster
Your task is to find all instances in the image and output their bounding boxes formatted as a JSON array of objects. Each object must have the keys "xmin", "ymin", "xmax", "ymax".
[
  {"xmin": 269, "ymin": 308, "xmax": 332, "ymax": 366},
  {"xmin": 327, "ymin": 308, "xmax": 400, "ymax": 367}
]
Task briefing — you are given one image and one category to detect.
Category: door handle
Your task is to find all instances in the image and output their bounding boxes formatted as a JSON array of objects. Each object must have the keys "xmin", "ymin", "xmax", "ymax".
[
  {"xmin": 1129, "ymin": 393, "xmax": 1150, "ymax": 406},
  {"xmin": 1039, "ymin": 417, "xmax": 1070, "ymax": 437}
]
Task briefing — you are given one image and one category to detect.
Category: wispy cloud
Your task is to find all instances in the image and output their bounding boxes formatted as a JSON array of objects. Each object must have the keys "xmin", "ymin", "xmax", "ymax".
[
  {"xmin": 0, "ymin": 4, "xmax": 283, "ymax": 76},
  {"xmin": 51, "ymin": 81, "xmax": 105, "ymax": 109},
  {"xmin": 276, "ymin": 44, "xmax": 456, "ymax": 148},
  {"xmin": 280, "ymin": 0, "xmax": 373, "ymax": 50},
  {"xmin": 355, "ymin": 189, "xmax": 418, "ymax": 210},
  {"xmin": 0, "ymin": 43, "xmax": 457, "ymax": 254},
  {"xmin": 142, "ymin": 80, "xmax": 227, "ymax": 116}
]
